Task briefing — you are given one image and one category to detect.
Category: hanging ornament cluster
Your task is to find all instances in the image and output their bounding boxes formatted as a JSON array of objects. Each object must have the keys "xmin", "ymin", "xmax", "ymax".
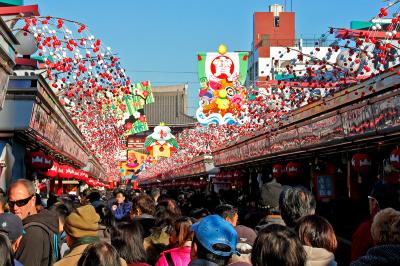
[
  {"xmin": 11, "ymin": 15, "xmax": 154, "ymax": 178},
  {"xmin": 140, "ymin": 1, "xmax": 400, "ymax": 181}
]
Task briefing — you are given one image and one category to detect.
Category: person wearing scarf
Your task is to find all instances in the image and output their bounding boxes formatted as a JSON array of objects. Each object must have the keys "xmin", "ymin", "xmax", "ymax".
[{"xmin": 54, "ymin": 205, "xmax": 127, "ymax": 266}]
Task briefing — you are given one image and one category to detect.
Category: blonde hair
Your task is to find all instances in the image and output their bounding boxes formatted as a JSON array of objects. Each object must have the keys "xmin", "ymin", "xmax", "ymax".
[{"xmin": 371, "ymin": 208, "xmax": 400, "ymax": 245}]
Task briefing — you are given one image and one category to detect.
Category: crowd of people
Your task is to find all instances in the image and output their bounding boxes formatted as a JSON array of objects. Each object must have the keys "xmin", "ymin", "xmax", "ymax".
[{"xmin": 0, "ymin": 178, "xmax": 399, "ymax": 266}]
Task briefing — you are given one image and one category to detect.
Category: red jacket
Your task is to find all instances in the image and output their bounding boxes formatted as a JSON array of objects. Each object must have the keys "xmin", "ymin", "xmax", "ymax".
[
  {"xmin": 351, "ymin": 218, "xmax": 374, "ymax": 261},
  {"xmin": 156, "ymin": 246, "xmax": 191, "ymax": 266}
]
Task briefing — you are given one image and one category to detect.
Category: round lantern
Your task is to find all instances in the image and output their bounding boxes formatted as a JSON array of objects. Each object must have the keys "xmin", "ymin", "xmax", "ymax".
[
  {"xmin": 286, "ymin": 162, "xmax": 302, "ymax": 178},
  {"xmin": 42, "ymin": 155, "xmax": 54, "ymax": 169},
  {"xmin": 14, "ymin": 30, "xmax": 38, "ymax": 56},
  {"xmin": 272, "ymin": 164, "xmax": 284, "ymax": 178},
  {"xmin": 390, "ymin": 148, "xmax": 400, "ymax": 170},
  {"xmin": 29, "ymin": 151, "xmax": 45, "ymax": 168},
  {"xmin": 45, "ymin": 161, "xmax": 59, "ymax": 178},
  {"xmin": 351, "ymin": 153, "xmax": 372, "ymax": 175}
]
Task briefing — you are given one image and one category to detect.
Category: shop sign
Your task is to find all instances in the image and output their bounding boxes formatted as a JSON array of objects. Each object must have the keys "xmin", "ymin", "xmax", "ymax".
[
  {"xmin": 342, "ymin": 104, "xmax": 375, "ymax": 137},
  {"xmin": 373, "ymin": 94, "xmax": 400, "ymax": 133}
]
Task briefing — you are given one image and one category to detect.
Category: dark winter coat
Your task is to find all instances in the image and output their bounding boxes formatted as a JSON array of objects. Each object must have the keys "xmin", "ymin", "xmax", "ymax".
[
  {"xmin": 350, "ymin": 245, "xmax": 400, "ymax": 266},
  {"xmin": 15, "ymin": 209, "xmax": 60, "ymax": 266}
]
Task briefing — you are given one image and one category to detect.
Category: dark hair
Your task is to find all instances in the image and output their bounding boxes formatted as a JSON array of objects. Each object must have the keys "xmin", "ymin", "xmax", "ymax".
[
  {"xmin": 0, "ymin": 233, "xmax": 15, "ymax": 266},
  {"xmin": 0, "ymin": 194, "xmax": 7, "ymax": 211},
  {"xmin": 110, "ymin": 222, "xmax": 147, "ymax": 264},
  {"xmin": 193, "ymin": 236, "xmax": 231, "ymax": 266},
  {"xmin": 115, "ymin": 190, "xmax": 126, "ymax": 198},
  {"xmin": 214, "ymin": 204, "xmax": 238, "ymax": 220},
  {"xmin": 132, "ymin": 194, "xmax": 156, "ymax": 215},
  {"xmin": 251, "ymin": 224, "xmax": 307, "ymax": 266},
  {"xmin": 77, "ymin": 241, "xmax": 121, "ymax": 266},
  {"xmin": 279, "ymin": 186, "xmax": 316, "ymax": 228},
  {"xmin": 173, "ymin": 217, "xmax": 193, "ymax": 247},
  {"xmin": 296, "ymin": 215, "xmax": 337, "ymax": 252},
  {"xmin": 48, "ymin": 203, "xmax": 73, "ymax": 225},
  {"xmin": 190, "ymin": 208, "xmax": 210, "ymax": 220},
  {"xmin": 88, "ymin": 191, "xmax": 101, "ymax": 203},
  {"xmin": 154, "ymin": 199, "xmax": 182, "ymax": 230}
]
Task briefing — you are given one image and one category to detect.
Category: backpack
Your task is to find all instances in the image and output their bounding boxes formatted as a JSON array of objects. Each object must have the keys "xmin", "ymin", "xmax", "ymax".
[{"xmin": 24, "ymin": 222, "xmax": 60, "ymax": 266}]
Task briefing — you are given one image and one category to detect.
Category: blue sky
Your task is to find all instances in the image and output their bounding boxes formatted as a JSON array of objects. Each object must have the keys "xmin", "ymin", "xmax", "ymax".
[{"xmin": 25, "ymin": 0, "xmax": 382, "ymax": 114}]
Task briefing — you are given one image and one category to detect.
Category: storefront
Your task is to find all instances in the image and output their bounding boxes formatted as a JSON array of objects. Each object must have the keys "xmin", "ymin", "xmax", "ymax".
[{"xmin": 0, "ymin": 74, "xmax": 107, "ymax": 194}]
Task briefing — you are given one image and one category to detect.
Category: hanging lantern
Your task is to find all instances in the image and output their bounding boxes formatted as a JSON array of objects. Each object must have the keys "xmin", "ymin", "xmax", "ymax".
[
  {"xmin": 351, "ymin": 153, "xmax": 372, "ymax": 175},
  {"xmin": 286, "ymin": 162, "xmax": 302, "ymax": 178},
  {"xmin": 390, "ymin": 148, "xmax": 400, "ymax": 170},
  {"xmin": 29, "ymin": 151, "xmax": 45, "ymax": 168},
  {"xmin": 42, "ymin": 155, "xmax": 54, "ymax": 169},
  {"xmin": 45, "ymin": 161, "xmax": 59, "ymax": 178},
  {"xmin": 272, "ymin": 164, "xmax": 284, "ymax": 178}
]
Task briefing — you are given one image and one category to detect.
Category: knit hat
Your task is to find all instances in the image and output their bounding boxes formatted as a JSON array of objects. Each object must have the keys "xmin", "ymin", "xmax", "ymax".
[
  {"xmin": 64, "ymin": 205, "xmax": 100, "ymax": 238},
  {"xmin": 261, "ymin": 180, "xmax": 283, "ymax": 209}
]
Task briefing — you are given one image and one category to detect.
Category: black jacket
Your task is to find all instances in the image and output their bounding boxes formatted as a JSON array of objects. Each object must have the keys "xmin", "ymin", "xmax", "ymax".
[
  {"xmin": 350, "ymin": 245, "xmax": 400, "ymax": 266},
  {"xmin": 15, "ymin": 209, "xmax": 60, "ymax": 266}
]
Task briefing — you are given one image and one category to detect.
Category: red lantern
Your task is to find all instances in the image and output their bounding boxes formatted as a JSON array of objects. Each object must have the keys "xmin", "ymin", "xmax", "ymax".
[
  {"xmin": 29, "ymin": 151, "xmax": 45, "ymax": 168},
  {"xmin": 42, "ymin": 155, "xmax": 54, "ymax": 169},
  {"xmin": 390, "ymin": 148, "xmax": 400, "ymax": 170},
  {"xmin": 351, "ymin": 153, "xmax": 372, "ymax": 175},
  {"xmin": 45, "ymin": 161, "xmax": 59, "ymax": 178},
  {"xmin": 272, "ymin": 164, "xmax": 284, "ymax": 178},
  {"xmin": 286, "ymin": 162, "xmax": 301, "ymax": 178}
]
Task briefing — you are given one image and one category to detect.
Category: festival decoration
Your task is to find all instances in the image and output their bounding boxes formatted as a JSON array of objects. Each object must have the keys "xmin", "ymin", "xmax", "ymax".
[
  {"xmin": 196, "ymin": 45, "xmax": 249, "ymax": 125},
  {"xmin": 144, "ymin": 123, "xmax": 179, "ymax": 158},
  {"xmin": 272, "ymin": 164, "xmax": 285, "ymax": 178},
  {"xmin": 351, "ymin": 153, "xmax": 372, "ymax": 175},
  {"xmin": 45, "ymin": 161, "xmax": 59, "ymax": 178},
  {"xmin": 286, "ymin": 162, "xmax": 302, "ymax": 178},
  {"xmin": 390, "ymin": 147, "xmax": 400, "ymax": 169},
  {"xmin": 7, "ymin": 15, "xmax": 156, "ymax": 179}
]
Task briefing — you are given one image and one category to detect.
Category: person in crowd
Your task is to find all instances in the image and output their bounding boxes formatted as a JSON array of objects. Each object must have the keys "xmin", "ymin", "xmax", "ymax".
[
  {"xmin": 251, "ymin": 224, "xmax": 307, "ymax": 266},
  {"xmin": 77, "ymin": 241, "xmax": 124, "ymax": 266},
  {"xmin": 258, "ymin": 177, "xmax": 285, "ymax": 230},
  {"xmin": 0, "ymin": 213, "xmax": 25, "ymax": 266},
  {"xmin": 48, "ymin": 202, "xmax": 74, "ymax": 258},
  {"xmin": 190, "ymin": 208, "xmax": 210, "ymax": 220},
  {"xmin": 8, "ymin": 179, "xmax": 60, "ymax": 266},
  {"xmin": 229, "ymin": 225, "xmax": 257, "ymax": 266},
  {"xmin": 189, "ymin": 214, "xmax": 238, "ymax": 266},
  {"xmin": 214, "ymin": 204, "xmax": 239, "ymax": 227},
  {"xmin": 111, "ymin": 222, "xmax": 149, "ymax": 266},
  {"xmin": 156, "ymin": 216, "xmax": 193, "ymax": 266},
  {"xmin": 351, "ymin": 208, "xmax": 400, "ymax": 266},
  {"xmin": 151, "ymin": 188, "xmax": 161, "ymax": 204},
  {"xmin": 296, "ymin": 215, "xmax": 337, "ymax": 266},
  {"xmin": 0, "ymin": 233, "xmax": 15, "ymax": 266},
  {"xmin": 145, "ymin": 199, "xmax": 182, "ymax": 265},
  {"xmin": 35, "ymin": 193, "xmax": 44, "ymax": 213},
  {"xmin": 279, "ymin": 186, "xmax": 316, "ymax": 228},
  {"xmin": 0, "ymin": 193, "xmax": 7, "ymax": 214},
  {"xmin": 54, "ymin": 205, "xmax": 125, "ymax": 266},
  {"xmin": 130, "ymin": 194, "xmax": 156, "ymax": 238},
  {"xmin": 110, "ymin": 190, "xmax": 132, "ymax": 222},
  {"xmin": 351, "ymin": 182, "xmax": 400, "ymax": 261}
]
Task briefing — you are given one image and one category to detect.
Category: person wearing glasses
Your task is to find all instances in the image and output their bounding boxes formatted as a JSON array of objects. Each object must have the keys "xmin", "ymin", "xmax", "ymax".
[{"xmin": 8, "ymin": 179, "xmax": 60, "ymax": 266}]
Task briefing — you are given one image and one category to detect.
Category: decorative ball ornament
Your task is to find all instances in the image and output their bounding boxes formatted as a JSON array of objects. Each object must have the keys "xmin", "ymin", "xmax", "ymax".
[
  {"xmin": 14, "ymin": 30, "xmax": 38, "ymax": 55},
  {"xmin": 390, "ymin": 148, "xmax": 400, "ymax": 170},
  {"xmin": 218, "ymin": 44, "xmax": 227, "ymax": 55}
]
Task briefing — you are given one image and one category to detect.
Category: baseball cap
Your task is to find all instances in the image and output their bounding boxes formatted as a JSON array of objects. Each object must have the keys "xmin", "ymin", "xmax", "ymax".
[
  {"xmin": 235, "ymin": 225, "xmax": 257, "ymax": 254},
  {"xmin": 369, "ymin": 182, "xmax": 400, "ymax": 211},
  {"xmin": 0, "ymin": 213, "xmax": 24, "ymax": 242},
  {"xmin": 191, "ymin": 214, "xmax": 238, "ymax": 257}
]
